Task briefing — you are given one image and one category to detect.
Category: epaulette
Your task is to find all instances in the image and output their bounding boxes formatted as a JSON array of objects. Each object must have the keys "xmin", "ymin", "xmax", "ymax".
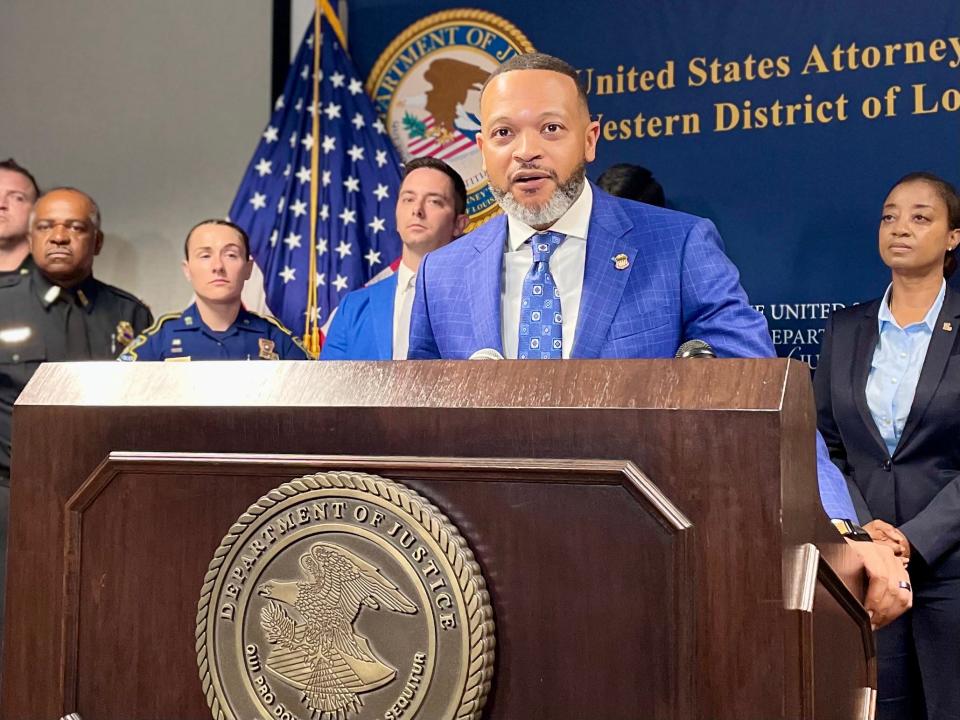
[
  {"xmin": 248, "ymin": 310, "xmax": 314, "ymax": 358},
  {"xmin": 119, "ymin": 312, "xmax": 182, "ymax": 361},
  {"xmin": 97, "ymin": 279, "xmax": 151, "ymax": 309}
]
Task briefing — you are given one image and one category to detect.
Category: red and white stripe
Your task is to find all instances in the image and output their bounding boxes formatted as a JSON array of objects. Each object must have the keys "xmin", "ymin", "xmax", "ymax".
[{"xmin": 407, "ymin": 116, "xmax": 474, "ymax": 162}]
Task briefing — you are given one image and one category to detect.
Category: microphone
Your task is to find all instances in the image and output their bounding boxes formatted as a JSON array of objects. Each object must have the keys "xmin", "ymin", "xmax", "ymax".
[
  {"xmin": 675, "ymin": 339, "xmax": 716, "ymax": 359},
  {"xmin": 469, "ymin": 348, "xmax": 504, "ymax": 360}
]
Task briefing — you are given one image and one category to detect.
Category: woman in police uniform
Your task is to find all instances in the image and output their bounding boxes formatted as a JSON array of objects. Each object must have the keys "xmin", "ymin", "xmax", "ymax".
[{"xmin": 120, "ymin": 219, "xmax": 309, "ymax": 361}]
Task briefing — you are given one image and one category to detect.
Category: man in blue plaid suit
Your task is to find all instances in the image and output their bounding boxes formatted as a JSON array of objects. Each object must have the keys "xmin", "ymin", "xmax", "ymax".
[
  {"xmin": 408, "ymin": 51, "xmax": 912, "ymax": 626},
  {"xmin": 407, "ymin": 53, "xmax": 771, "ymax": 361}
]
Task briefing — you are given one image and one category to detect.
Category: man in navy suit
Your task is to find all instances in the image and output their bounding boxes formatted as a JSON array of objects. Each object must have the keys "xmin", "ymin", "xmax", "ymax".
[
  {"xmin": 321, "ymin": 157, "xmax": 468, "ymax": 360},
  {"xmin": 408, "ymin": 51, "xmax": 911, "ymax": 625}
]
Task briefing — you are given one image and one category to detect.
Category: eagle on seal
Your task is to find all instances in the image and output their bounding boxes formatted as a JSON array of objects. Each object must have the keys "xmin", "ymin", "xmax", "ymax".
[{"xmin": 256, "ymin": 542, "xmax": 417, "ymax": 717}]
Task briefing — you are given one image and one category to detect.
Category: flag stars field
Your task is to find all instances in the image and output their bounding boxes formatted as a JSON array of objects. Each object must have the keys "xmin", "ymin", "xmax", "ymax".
[{"xmin": 227, "ymin": 11, "xmax": 403, "ymax": 336}]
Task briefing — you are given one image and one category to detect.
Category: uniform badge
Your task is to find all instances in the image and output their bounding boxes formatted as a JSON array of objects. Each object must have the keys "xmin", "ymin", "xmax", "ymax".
[
  {"xmin": 258, "ymin": 338, "xmax": 279, "ymax": 360},
  {"xmin": 197, "ymin": 471, "xmax": 494, "ymax": 720},
  {"xmin": 613, "ymin": 253, "xmax": 630, "ymax": 270},
  {"xmin": 115, "ymin": 321, "xmax": 135, "ymax": 348},
  {"xmin": 77, "ymin": 289, "xmax": 91, "ymax": 308}
]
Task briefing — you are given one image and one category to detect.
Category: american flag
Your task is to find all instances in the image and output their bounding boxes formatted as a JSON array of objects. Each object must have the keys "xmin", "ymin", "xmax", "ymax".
[{"xmin": 228, "ymin": 5, "xmax": 403, "ymax": 351}]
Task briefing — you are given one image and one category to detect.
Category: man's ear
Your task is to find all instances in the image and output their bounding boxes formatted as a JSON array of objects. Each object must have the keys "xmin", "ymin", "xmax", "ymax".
[
  {"xmin": 584, "ymin": 119, "xmax": 601, "ymax": 163},
  {"xmin": 93, "ymin": 229, "xmax": 104, "ymax": 256},
  {"xmin": 453, "ymin": 213, "xmax": 470, "ymax": 238}
]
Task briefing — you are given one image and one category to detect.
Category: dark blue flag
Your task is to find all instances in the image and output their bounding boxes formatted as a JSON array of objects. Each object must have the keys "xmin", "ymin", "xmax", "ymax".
[{"xmin": 228, "ymin": 5, "xmax": 403, "ymax": 352}]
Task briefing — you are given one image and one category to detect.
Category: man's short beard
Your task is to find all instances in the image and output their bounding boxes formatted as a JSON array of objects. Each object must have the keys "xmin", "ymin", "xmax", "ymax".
[{"xmin": 489, "ymin": 164, "xmax": 586, "ymax": 228}]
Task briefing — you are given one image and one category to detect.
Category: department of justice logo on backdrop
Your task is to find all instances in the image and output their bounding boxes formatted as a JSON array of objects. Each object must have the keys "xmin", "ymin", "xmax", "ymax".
[
  {"xmin": 197, "ymin": 471, "xmax": 495, "ymax": 720},
  {"xmin": 366, "ymin": 10, "xmax": 535, "ymax": 227}
]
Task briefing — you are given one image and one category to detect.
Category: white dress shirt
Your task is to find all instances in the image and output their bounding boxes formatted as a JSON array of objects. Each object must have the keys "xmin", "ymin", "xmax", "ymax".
[
  {"xmin": 501, "ymin": 182, "xmax": 592, "ymax": 359},
  {"xmin": 392, "ymin": 261, "xmax": 417, "ymax": 360}
]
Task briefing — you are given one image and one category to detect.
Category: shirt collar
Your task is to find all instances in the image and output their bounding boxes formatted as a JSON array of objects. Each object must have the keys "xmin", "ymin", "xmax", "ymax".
[
  {"xmin": 506, "ymin": 181, "xmax": 593, "ymax": 251},
  {"xmin": 180, "ymin": 302, "xmax": 253, "ymax": 335},
  {"xmin": 396, "ymin": 260, "xmax": 417, "ymax": 291},
  {"xmin": 33, "ymin": 266, "xmax": 99, "ymax": 313},
  {"xmin": 877, "ymin": 278, "xmax": 946, "ymax": 331}
]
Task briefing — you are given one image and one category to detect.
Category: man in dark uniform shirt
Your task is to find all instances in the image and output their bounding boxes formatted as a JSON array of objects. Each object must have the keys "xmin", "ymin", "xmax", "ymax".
[
  {"xmin": 0, "ymin": 186, "xmax": 153, "ymax": 479},
  {"xmin": 120, "ymin": 219, "xmax": 309, "ymax": 361}
]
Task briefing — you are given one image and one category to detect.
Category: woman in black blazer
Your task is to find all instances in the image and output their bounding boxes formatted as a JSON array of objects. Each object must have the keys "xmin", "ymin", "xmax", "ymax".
[{"xmin": 815, "ymin": 172, "xmax": 960, "ymax": 720}]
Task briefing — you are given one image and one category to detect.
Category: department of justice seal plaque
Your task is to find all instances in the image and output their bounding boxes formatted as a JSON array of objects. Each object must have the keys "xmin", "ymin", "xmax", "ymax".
[
  {"xmin": 366, "ymin": 10, "xmax": 535, "ymax": 227},
  {"xmin": 197, "ymin": 472, "xmax": 495, "ymax": 720}
]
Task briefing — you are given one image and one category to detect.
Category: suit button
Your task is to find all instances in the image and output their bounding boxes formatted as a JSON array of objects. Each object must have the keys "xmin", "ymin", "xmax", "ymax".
[{"xmin": 881, "ymin": 459, "xmax": 892, "ymax": 471}]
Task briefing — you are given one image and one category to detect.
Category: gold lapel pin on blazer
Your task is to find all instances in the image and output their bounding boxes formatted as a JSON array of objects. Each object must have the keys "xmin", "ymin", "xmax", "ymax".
[
  {"xmin": 943, "ymin": 321, "xmax": 953, "ymax": 332},
  {"xmin": 613, "ymin": 253, "xmax": 630, "ymax": 270}
]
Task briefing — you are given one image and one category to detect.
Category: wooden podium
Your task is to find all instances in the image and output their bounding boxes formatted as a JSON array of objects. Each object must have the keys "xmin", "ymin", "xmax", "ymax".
[{"xmin": 2, "ymin": 359, "xmax": 874, "ymax": 719}]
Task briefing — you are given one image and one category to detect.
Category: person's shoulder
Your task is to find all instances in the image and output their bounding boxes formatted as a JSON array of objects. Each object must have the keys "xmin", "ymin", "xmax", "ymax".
[
  {"xmin": 829, "ymin": 299, "xmax": 882, "ymax": 326},
  {"xmin": 93, "ymin": 278, "xmax": 151, "ymax": 313},
  {"xmin": 426, "ymin": 215, "xmax": 507, "ymax": 267},
  {"xmin": 592, "ymin": 186, "xmax": 704, "ymax": 236},
  {"xmin": 243, "ymin": 309, "xmax": 313, "ymax": 358},
  {"xmin": 118, "ymin": 311, "xmax": 182, "ymax": 360}
]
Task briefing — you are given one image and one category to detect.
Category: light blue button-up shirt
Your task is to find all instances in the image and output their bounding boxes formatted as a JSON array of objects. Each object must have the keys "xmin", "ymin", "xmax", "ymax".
[{"xmin": 866, "ymin": 280, "xmax": 946, "ymax": 458}]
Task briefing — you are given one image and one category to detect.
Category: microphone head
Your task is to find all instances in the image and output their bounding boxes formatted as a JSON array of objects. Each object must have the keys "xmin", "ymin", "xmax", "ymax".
[
  {"xmin": 469, "ymin": 348, "xmax": 505, "ymax": 360},
  {"xmin": 675, "ymin": 339, "xmax": 716, "ymax": 359}
]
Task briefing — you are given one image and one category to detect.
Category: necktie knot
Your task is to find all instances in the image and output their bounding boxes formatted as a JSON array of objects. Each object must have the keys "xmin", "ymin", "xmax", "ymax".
[{"xmin": 530, "ymin": 231, "xmax": 565, "ymax": 263}]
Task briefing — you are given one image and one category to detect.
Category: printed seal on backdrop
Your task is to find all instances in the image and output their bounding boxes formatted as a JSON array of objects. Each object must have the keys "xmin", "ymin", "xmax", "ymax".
[
  {"xmin": 366, "ymin": 9, "xmax": 535, "ymax": 228},
  {"xmin": 196, "ymin": 471, "xmax": 495, "ymax": 720}
]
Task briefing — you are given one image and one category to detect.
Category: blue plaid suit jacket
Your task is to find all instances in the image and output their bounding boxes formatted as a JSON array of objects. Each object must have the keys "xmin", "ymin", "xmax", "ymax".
[
  {"xmin": 407, "ymin": 184, "xmax": 857, "ymax": 519},
  {"xmin": 409, "ymin": 184, "xmax": 774, "ymax": 360}
]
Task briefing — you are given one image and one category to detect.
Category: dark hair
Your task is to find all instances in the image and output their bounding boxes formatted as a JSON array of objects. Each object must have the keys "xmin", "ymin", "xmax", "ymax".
[
  {"xmin": 597, "ymin": 164, "xmax": 666, "ymax": 208},
  {"xmin": 184, "ymin": 219, "xmax": 251, "ymax": 259},
  {"xmin": 402, "ymin": 157, "xmax": 468, "ymax": 216},
  {"xmin": 0, "ymin": 158, "xmax": 41, "ymax": 198},
  {"xmin": 481, "ymin": 52, "xmax": 589, "ymax": 111},
  {"xmin": 888, "ymin": 172, "xmax": 960, "ymax": 278}
]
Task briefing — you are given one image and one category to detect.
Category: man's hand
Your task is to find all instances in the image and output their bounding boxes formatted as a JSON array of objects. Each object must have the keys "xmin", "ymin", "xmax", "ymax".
[
  {"xmin": 864, "ymin": 519, "xmax": 911, "ymax": 562},
  {"xmin": 844, "ymin": 539, "xmax": 912, "ymax": 629}
]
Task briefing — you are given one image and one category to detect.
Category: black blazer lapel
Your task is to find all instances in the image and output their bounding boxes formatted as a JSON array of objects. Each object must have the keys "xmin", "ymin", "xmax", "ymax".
[
  {"xmin": 896, "ymin": 287, "xmax": 960, "ymax": 454},
  {"xmin": 851, "ymin": 300, "xmax": 889, "ymax": 456}
]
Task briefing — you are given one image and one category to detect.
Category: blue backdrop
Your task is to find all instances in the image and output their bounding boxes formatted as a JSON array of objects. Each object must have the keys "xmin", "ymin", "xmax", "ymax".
[{"xmin": 346, "ymin": 1, "xmax": 960, "ymax": 366}]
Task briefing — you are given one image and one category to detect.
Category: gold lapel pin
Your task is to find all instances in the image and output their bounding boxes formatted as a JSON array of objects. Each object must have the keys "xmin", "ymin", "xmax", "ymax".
[
  {"xmin": 613, "ymin": 253, "xmax": 630, "ymax": 270},
  {"xmin": 943, "ymin": 322, "xmax": 953, "ymax": 332}
]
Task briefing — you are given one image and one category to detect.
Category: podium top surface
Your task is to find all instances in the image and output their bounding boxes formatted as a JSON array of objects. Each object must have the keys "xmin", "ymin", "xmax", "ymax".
[{"xmin": 17, "ymin": 358, "xmax": 803, "ymax": 411}]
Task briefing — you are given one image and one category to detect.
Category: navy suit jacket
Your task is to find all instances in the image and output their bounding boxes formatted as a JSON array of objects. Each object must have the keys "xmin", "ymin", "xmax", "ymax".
[
  {"xmin": 815, "ymin": 287, "xmax": 960, "ymax": 575},
  {"xmin": 408, "ymin": 184, "xmax": 773, "ymax": 359},
  {"xmin": 321, "ymin": 273, "xmax": 396, "ymax": 361}
]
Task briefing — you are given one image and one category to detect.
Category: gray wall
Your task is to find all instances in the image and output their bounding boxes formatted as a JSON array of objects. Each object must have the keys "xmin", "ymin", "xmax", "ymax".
[{"xmin": 0, "ymin": 1, "xmax": 273, "ymax": 316}]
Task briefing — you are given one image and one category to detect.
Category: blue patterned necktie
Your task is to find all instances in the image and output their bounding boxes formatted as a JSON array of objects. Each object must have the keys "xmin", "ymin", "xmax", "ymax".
[{"xmin": 518, "ymin": 231, "xmax": 565, "ymax": 359}]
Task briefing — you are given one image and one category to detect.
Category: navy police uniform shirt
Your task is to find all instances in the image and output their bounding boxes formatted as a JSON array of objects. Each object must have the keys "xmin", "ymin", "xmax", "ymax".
[
  {"xmin": 1, "ymin": 257, "xmax": 153, "ymax": 480},
  {"xmin": 119, "ymin": 303, "xmax": 311, "ymax": 361}
]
